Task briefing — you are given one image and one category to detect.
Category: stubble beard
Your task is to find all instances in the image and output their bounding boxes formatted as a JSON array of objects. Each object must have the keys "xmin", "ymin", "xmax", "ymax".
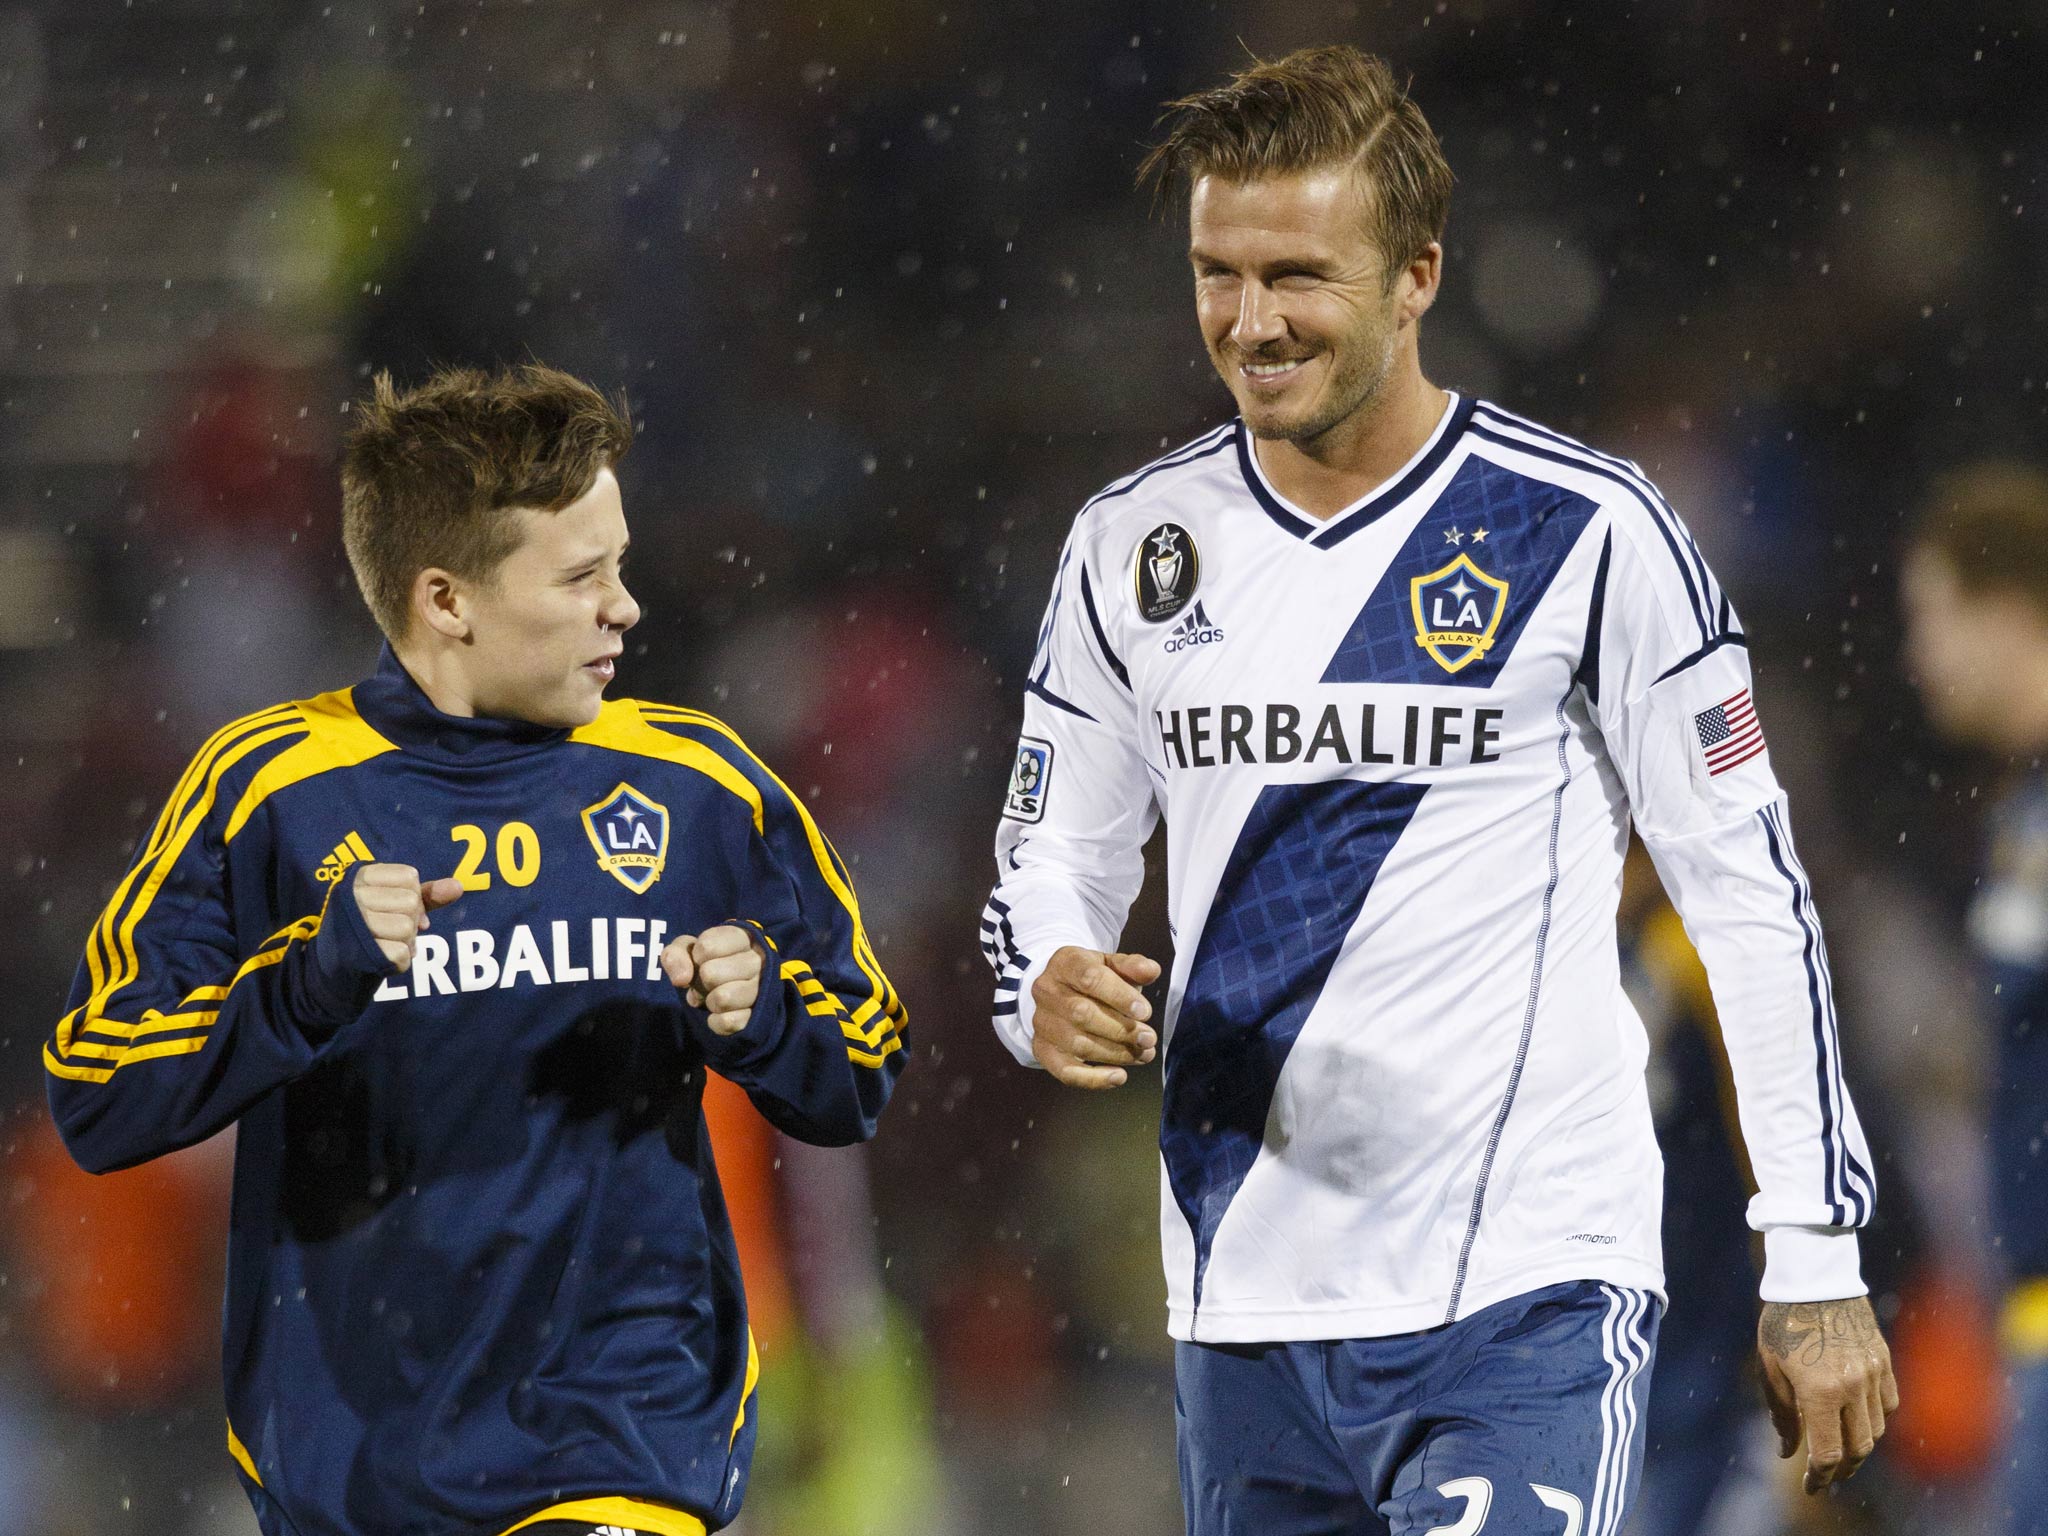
[{"xmin": 1236, "ymin": 325, "xmax": 1399, "ymax": 450}]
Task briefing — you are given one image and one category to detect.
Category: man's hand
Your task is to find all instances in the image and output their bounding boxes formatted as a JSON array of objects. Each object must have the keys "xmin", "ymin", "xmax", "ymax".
[
  {"xmin": 661, "ymin": 925, "xmax": 766, "ymax": 1036},
  {"xmin": 351, "ymin": 863, "xmax": 465, "ymax": 972},
  {"xmin": 1758, "ymin": 1296, "xmax": 1900, "ymax": 1493},
  {"xmin": 1029, "ymin": 946, "xmax": 1161, "ymax": 1088}
]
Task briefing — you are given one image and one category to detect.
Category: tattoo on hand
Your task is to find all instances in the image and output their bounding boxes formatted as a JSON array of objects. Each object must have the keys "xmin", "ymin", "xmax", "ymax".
[{"xmin": 1759, "ymin": 1299, "xmax": 1880, "ymax": 1368}]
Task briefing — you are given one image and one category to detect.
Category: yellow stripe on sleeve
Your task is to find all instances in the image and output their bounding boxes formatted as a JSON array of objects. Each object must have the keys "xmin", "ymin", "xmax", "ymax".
[
  {"xmin": 43, "ymin": 1043, "xmax": 111, "ymax": 1083},
  {"xmin": 60, "ymin": 719, "xmax": 307, "ymax": 1061},
  {"xmin": 223, "ymin": 689, "xmax": 399, "ymax": 843},
  {"xmin": 779, "ymin": 958, "xmax": 897, "ymax": 1052},
  {"xmin": 62, "ymin": 1036, "xmax": 210, "ymax": 1067},
  {"xmin": 226, "ymin": 1419, "xmax": 262, "ymax": 1486},
  {"xmin": 729, "ymin": 1326, "xmax": 760, "ymax": 1448},
  {"xmin": 82, "ymin": 704, "xmax": 301, "ymax": 1002},
  {"xmin": 638, "ymin": 706, "xmax": 908, "ymax": 1041},
  {"xmin": 76, "ymin": 1007, "xmax": 219, "ymax": 1040},
  {"xmin": 59, "ymin": 690, "xmax": 392, "ymax": 1083},
  {"xmin": 498, "ymin": 1497, "xmax": 708, "ymax": 1536}
]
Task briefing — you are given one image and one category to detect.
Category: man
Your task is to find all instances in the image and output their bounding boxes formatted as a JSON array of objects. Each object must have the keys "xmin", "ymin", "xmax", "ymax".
[
  {"xmin": 46, "ymin": 364, "xmax": 907, "ymax": 1536},
  {"xmin": 981, "ymin": 46, "xmax": 1894, "ymax": 1534},
  {"xmin": 1900, "ymin": 462, "xmax": 2048, "ymax": 1536}
]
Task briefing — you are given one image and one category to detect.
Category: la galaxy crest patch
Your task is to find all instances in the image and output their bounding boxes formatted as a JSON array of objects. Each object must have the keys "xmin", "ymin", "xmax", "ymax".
[
  {"xmin": 1410, "ymin": 552, "xmax": 1510, "ymax": 674},
  {"xmin": 581, "ymin": 782, "xmax": 670, "ymax": 893},
  {"xmin": 1004, "ymin": 736, "xmax": 1053, "ymax": 823},
  {"xmin": 1135, "ymin": 522, "xmax": 1199, "ymax": 623}
]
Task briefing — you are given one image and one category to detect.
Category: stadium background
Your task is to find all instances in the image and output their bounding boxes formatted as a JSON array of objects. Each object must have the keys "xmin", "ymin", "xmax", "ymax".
[{"xmin": 0, "ymin": 1, "xmax": 2037, "ymax": 1532}]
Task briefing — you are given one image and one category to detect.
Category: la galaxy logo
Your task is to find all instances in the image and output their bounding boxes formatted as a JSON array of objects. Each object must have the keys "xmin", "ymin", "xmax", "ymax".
[
  {"xmin": 1135, "ymin": 522, "xmax": 1199, "ymax": 623},
  {"xmin": 1410, "ymin": 552, "xmax": 1509, "ymax": 673},
  {"xmin": 581, "ymin": 782, "xmax": 670, "ymax": 893},
  {"xmin": 1004, "ymin": 736, "xmax": 1053, "ymax": 823}
]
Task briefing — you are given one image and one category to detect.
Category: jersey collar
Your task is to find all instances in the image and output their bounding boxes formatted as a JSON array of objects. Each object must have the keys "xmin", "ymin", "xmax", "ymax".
[
  {"xmin": 1235, "ymin": 391, "xmax": 1474, "ymax": 548},
  {"xmin": 352, "ymin": 643, "xmax": 571, "ymax": 765}
]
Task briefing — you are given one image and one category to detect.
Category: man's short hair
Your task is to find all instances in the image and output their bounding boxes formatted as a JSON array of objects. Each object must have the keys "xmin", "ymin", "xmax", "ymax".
[
  {"xmin": 1909, "ymin": 460, "xmax": 2048, "ymax": 619},
  {"xmin": 1137, "ymin": 44, "xmax": 1454, "ymax": 287},
  {"xmin": 341, "ymin": 363, "xmax": 633, "ymax": 641}
]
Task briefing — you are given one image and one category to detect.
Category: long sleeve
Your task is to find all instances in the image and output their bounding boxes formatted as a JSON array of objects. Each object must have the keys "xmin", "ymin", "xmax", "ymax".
[
  {"xmin": 46, "ymin": 740, "xmax": 389, "ymax": 1175},
  {"xmin": 677, "ymin": 720, "xmax": 907, "ymax": 1147},
  {"xmin": 983, "ymin": 521, "xmax": 1160, "ymax": 1066},
  {"xmin": 1589, "ymin": 507, "xmax": 1874, "ymax": 1302}
]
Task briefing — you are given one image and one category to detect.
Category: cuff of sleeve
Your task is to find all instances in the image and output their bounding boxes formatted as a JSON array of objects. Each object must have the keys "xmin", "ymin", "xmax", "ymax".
[
  {"xmin": 1760, "ymin": 1226, "xmax": 1867, "ymax": 1302},
  {"xmin": 994, "ymin": 951, "xmax": 1055, "ymax": 1068},
  {"xmin": 295, "ymin": 869, "xmax": 394, "ymax": 1040}
]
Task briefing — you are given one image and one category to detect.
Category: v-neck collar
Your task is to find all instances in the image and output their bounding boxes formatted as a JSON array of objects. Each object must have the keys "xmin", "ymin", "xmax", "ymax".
[{"xmin": 1236, "ymin": 391, "xmax": 1474, "ymax": 549}]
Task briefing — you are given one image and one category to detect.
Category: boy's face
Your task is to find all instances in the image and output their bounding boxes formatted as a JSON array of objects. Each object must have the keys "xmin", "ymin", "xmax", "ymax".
[{"xmin": 454, "ymin": 467, "xmax": 640, "ymax": 728}]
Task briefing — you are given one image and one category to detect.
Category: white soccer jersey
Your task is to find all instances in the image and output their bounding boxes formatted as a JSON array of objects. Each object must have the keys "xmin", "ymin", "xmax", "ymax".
[{"xmin": 983, "ymin": 394, "xmax": 1874, "ymax": 1344}]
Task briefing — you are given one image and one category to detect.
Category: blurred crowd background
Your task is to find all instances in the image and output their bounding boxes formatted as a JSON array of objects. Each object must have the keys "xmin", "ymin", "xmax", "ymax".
[{"xmin": 0, "ymin": 1, "xmax": 2041, "ymax": 1532}]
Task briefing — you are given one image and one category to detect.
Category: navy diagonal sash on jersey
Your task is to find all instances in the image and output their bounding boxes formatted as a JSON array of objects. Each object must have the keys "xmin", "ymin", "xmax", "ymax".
[
  {"xmin": 1320, "ymin": 454, "xmax": 1598, "ymax": 687},
  {"xmin": 1162, "ymin": 777, "xmax": 1429, "ymax": 1321}
]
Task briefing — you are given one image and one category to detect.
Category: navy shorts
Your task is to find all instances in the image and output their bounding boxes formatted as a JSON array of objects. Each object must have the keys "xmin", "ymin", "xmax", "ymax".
[{"xmin": 1175, "ymin": 1280, "xmax": 1660, "ymax": 1536}]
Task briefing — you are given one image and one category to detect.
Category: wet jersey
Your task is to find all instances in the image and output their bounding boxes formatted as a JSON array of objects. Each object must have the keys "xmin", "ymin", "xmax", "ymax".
[
  {"xmin": 46, "ymin": 646, "xmax": 906, "ymax": 1536},
  {"xmin": 983, "ymin": 395, "xmax": 1871, "ymax": 1343}
]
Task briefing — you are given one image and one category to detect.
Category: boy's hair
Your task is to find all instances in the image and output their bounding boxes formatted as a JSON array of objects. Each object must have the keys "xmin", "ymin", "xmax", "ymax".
[
  {"xmin": 1909, "ymin": 460, "xmax": 2048, "ymax": 618},
  {"xmin": 341, "ymin": 363, "xmax": 633, "ymax": 641},
  {"xmin": 1137, "ymin": 44, "xmax": 1454, "ymax": 286}
]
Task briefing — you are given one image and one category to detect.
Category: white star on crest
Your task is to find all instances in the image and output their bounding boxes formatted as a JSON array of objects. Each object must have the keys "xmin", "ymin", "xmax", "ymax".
[
  {"xmin": 1444, "ymin": 527, "xmax": 1464, "ymax": 546},
  {"xmin": 1447, "ymin": 578, "xmax": 1474, "ymax": 601},
  {"xmin": 1151, "ymin": 529, "xmax": 1181, "ymax": 557},
  {"xmin": 616, "ymin": 802, "xmax": 642, "ymax": 825}
]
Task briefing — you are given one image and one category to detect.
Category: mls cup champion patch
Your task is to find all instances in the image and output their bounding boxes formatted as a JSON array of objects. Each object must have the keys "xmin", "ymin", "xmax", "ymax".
[
  {"xmin": 581, "ymin": 782, "xmax": 671, "ymax": 893},
  {"xmin": 1004, "ymin": 736, "xmax": 1054, "ymax": 823},
  {"xmin": 1135, "ymin": 522, "xmax": 1200, "ymax": 623},
  {"xmin": 1410, "ymin": 552, "xmax": 1510, "ymax": 674}
]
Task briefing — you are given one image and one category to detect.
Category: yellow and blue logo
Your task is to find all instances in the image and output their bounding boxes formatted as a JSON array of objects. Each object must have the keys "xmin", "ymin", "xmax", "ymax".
[
  {"xmin": 1410, "ymin": 553, "xmax": 1510, "ymax": 674},
  {"xmin": 581, "ymin": 782, "xmax": 670, "ymax": 894}
]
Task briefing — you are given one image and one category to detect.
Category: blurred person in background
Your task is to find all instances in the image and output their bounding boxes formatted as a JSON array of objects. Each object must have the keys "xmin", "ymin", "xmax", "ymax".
[
  {"xmin": 1900, "ymin": 462, "xmax": 2048, "ymax": 1536},
  {"xmin": 39, "ymin": 363, "xmax": 907, "ymax": 1536},
  {"xmin": 983, "ymin": 44, "xmax": 1894, "ymax": 1535}
]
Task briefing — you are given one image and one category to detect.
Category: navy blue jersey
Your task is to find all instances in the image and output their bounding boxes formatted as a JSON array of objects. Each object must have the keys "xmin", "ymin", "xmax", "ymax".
[
  {"xmin": 45, "ymin": 647, "xmax": 907, "ymax": 1536},
  {"xmin": 1974, "ymin": 769, "xmax": 2048, "ymax": 1281}
]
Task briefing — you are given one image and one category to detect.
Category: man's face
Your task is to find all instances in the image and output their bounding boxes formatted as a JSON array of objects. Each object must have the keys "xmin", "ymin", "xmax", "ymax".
[
  {"xmin": 455, "ymin": 467, "xmax": 640, "ymax": 728},
  {"xmin": 1188, "ymin": 167, "xmax": 1431, "ymax": 444},
  {"xmin": 1900, "ymin": 546, "xmax": 2011, "ymax": 748}
]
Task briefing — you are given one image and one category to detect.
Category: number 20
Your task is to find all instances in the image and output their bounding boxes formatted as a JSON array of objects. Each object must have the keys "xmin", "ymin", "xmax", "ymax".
[
  {"xmin": 450, "ymin": 822, "xmax": 540, "ymax": 890},
  {"xmin": 1429, "ymin": 1478, "xmax": 1583, "ymax": 1535}
]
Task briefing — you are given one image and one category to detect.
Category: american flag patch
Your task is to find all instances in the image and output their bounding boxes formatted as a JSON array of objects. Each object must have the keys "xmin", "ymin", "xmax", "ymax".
[{"xmin": 1693, "ymin": 688, "xmax": 1765, "ymax": 775}]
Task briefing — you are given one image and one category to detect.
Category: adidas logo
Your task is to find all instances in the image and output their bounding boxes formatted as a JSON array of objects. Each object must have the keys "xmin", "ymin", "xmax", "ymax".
[
  {"xmin": 588, "ymin": 1526, "xmax": 639, "ymax": 1536},
  {"xmin": 314, "ymin": 831, "xmax": 376, "ymax": 884},
  {"xmin": 1163, "ymin": 600, "xmax": 1225, "ymax": 654}
]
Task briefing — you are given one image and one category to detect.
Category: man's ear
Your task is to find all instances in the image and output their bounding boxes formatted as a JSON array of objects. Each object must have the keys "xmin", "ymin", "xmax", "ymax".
[
  {"xmin": 1398, "ymin": 241, "xmax": 1443, "ymax": 325},
  {"xmin": 411, "ymin": 567, "xmax": 470, "ymax": 643}
]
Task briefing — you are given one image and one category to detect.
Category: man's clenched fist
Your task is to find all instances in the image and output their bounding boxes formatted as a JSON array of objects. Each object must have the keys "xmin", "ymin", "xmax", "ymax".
[
  {"xmin": 661, "ymin": 925, "xmax": 767, "ymax": 1035},
  {"xmin": 1030, "ymin": 946, "xmax": 1161, "ymax": 1088},
  {"xmin": 350, "ymin": 863, "xmax": 465, "ymax": 972}
]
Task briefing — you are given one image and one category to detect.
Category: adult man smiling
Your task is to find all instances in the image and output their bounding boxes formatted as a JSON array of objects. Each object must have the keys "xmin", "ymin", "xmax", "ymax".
[{"xmin": 983, "ymin": 45, "xmax": 1892, "ymax": 1535}]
